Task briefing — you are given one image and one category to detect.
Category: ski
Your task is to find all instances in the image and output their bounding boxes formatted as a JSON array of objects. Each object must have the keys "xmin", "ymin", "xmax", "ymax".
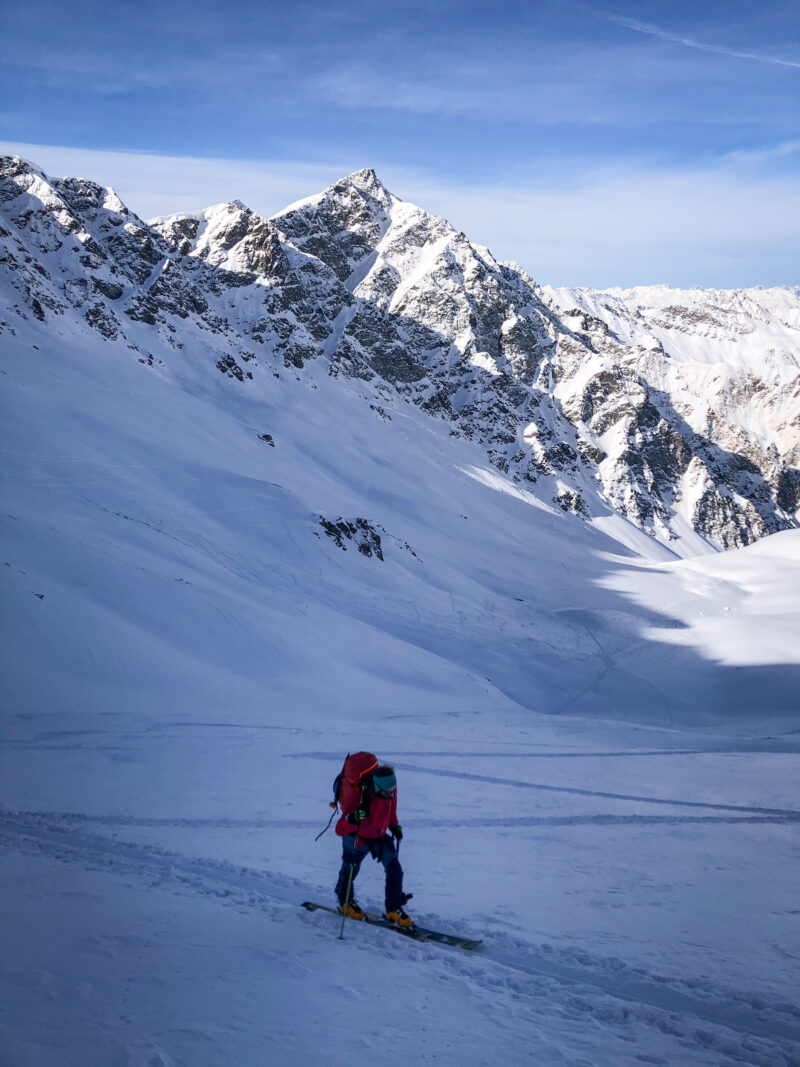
[{"xmin": 300, "ymin": 901, "xmax": 482, "ymax": 951}]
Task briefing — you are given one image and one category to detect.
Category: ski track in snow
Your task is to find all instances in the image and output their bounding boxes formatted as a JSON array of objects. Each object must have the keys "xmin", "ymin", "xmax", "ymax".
[
  {"xmin": 2, "ymin": 809, "xmax": 799, "ymax": 1066},
  {"xmin": 290, "ymin": 753, "xmax": 800, "ymax": 819},
  {"xmin": 9, "ymin": 808, "xmax": 796, "ymax": 831}
]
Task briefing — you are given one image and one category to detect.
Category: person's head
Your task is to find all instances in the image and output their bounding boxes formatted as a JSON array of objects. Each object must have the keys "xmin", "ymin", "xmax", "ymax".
[{"xmin": 371, "ymin": 765, "xmax": 397, "ymax": 798}]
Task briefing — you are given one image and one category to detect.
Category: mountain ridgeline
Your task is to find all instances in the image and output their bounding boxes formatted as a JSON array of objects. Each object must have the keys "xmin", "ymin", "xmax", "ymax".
[{"xmin": 2, "ymin": 156, "xmax": 798, "ymax": 554}]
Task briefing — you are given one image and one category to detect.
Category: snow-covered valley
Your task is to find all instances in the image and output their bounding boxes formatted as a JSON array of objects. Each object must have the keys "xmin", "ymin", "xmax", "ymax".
[{"xmin": 1, "ymin": 156, "xmax": 799, "ymax": 1065}]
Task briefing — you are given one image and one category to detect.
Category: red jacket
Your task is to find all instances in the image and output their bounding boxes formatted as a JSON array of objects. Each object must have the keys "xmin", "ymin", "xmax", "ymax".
[{"xmin": 336, "ymin": 789, "xmax": 398, "ymax": 845}]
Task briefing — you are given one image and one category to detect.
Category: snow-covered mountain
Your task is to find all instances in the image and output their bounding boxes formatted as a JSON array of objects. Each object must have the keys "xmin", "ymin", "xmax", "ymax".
[
  {"xmin": 3, "ymin": 157, "xmax": 798, "ymax": 554},
  {"xmin": 3, "ymin": 156, "xmax": 800, "ymax": 1066}
]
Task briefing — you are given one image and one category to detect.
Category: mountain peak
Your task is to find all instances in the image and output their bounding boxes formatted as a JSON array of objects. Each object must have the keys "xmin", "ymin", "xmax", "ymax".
[
  {"xmin": 339, "ymin": 167, "xmax": 388, "ymax": 195},
  {"xmin": 326, "ymin": 167, "xmax": 394, "ymax": 209},
  {"xmin": 271, "ymin": 167, "xmax": 397, "ymax": 282}
]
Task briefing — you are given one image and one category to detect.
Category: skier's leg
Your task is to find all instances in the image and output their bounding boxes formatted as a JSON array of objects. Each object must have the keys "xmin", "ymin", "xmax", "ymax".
[
  {"xmin": 335, "ymin": 835, "xmax": 365, "ymax": 904},
  {"xmin": 378, "ymin": 838, "xmax": 405, "ymax": 912}
]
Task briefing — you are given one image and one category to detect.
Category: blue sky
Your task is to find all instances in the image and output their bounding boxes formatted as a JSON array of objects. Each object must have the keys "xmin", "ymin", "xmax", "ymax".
[{"xmin": 2, "ymin": 0, "xmax": 798, "ymax": 287}]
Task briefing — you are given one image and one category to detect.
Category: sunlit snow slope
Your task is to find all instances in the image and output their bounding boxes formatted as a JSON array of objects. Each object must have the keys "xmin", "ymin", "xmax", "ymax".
[{"xmin": 2, "ymin": 272, "xmax": 799, "ymax": 725}]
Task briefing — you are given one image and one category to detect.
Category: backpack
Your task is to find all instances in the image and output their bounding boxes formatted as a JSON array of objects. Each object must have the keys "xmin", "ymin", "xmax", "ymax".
[{"xmin": 331, "ymin": 751, "xmax": 378, "ymax": 815}]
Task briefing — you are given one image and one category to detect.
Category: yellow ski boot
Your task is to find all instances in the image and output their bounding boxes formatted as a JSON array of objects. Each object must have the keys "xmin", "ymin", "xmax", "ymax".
[
  {"xmin": 384, "ymin": 907, "xmax": 414, "ymax": 928},
  {"xmin": 339, "ymin": 900, "xmax": 366, "ymax": 920}
]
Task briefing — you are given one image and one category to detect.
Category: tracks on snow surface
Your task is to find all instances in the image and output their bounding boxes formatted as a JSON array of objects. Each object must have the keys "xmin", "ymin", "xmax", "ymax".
[
  {"xmin": 2, "ymin": 808, "xmax": 799, "ymax": 1066},
  {"xmin": 291, "ymin": 752, "xmax": 800, "ymax": 820}
]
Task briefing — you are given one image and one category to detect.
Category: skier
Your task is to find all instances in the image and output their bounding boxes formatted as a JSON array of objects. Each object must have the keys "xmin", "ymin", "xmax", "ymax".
[{"xmin": 334, "ymin": 763, "xmax": 413, "ymax": 927}]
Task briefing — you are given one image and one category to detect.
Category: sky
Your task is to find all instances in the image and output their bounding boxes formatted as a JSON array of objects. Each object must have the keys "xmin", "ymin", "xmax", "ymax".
[{"xmin": 1, "ymin": 0, "xmax": 799, "ymax": 288}]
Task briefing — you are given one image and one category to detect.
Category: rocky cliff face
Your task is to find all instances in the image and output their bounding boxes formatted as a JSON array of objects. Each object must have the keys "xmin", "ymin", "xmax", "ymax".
[{"xmin": 2, "ymin": 156, "xmax": 798, "ymax": 553}]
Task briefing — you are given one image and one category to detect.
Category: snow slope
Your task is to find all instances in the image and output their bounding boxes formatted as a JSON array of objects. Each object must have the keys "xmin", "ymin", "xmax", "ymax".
[
  {"xmin": 2, "ymin": 289, "xmax": 799, "ymax": 1067},
  {"xmin": 1, "ymin": 158, "xmax": 799, "ymax": 1066},
  {"xmin": 3, "ymin": 308, "xmax": 798, "ymax": 725}
]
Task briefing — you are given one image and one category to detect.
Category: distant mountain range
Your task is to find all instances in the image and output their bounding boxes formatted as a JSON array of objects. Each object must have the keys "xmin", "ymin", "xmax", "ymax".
[{"xmin": 2, "ymin": 156, "xmax": 798, "ymax": 554}]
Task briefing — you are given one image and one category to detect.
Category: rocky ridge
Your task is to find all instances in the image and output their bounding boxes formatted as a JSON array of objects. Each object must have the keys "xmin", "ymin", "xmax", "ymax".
[{"xmin": 1, "ymin": 155, "xmax": 798, "ymax": 552}]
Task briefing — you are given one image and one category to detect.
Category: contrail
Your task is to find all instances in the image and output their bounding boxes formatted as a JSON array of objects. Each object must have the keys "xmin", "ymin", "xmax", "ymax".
[{"xmin": 604, "ymin": 12, "xmax": 800, "ymax": 70}]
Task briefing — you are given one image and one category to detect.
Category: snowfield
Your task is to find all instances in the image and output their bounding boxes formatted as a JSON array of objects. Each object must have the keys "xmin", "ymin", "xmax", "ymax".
[{"xmin": 1, "ymin": 166, "xmax": 800, "ymax": 1065}]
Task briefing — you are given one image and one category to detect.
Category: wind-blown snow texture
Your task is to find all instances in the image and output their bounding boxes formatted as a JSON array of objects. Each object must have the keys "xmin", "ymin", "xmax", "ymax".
[{"xmin": 1, "ymin": 156, "xmax": 799, "ymax": 1066}]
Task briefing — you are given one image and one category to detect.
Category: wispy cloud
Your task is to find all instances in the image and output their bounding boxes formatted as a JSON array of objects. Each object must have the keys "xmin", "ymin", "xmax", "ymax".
[
  {"xmin": 312, "ymin": 42, "xmax": 782, "ymax": 127},
  {"xmin": 602, "ymin": 12, "xmax": 800, "ymax": 69},
  {"xmin": 388, "ymin": 159, "xmax": 800, "ymax": 289},
  {"xmin": 722, "ymin": 139, "xmax": 800, "ymax": 165},
  {"xmin": 0, "ymin": 36, "xmax": 284, "ymax": 96}
]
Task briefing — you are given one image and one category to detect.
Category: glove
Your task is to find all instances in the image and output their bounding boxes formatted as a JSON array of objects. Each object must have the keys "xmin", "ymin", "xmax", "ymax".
[
  {"xmin": 347, "ymin": 807, "xmax": 368, "ymax": 824},
  {"xmin": 391, "ymin": 825, "xmax": 403, "ymax": 842}
]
